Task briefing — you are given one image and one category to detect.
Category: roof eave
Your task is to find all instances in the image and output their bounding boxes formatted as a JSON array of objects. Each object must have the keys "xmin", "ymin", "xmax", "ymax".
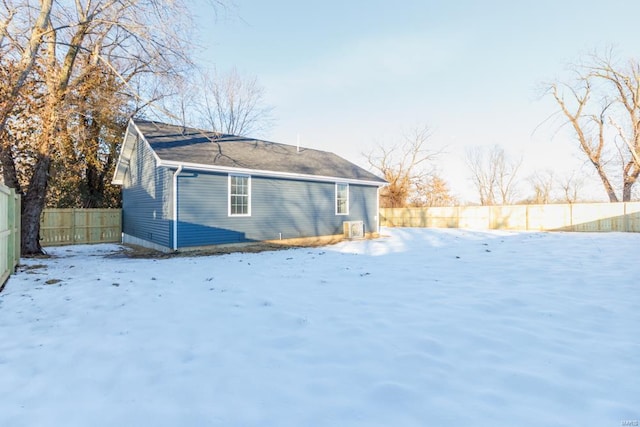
[
  {"xmin": 157, "ymin": 159, "xmax": 387, "ymax": 186},
  {"xmin": 111, "ymin": 120, "xmax": 134, "ymax": 185}
]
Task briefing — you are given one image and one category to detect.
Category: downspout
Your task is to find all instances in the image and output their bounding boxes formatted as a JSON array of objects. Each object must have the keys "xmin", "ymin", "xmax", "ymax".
[
  {"xmin": 376, "ymin": 186, "xmax": 381, "ymax": 234},
  {"xmin": 172, "ymin": 165, "xmax": 183, "ymax": 251}
]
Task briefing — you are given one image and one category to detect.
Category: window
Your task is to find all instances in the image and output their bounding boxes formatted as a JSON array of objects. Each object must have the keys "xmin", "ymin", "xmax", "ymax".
[
  {"xmin": 229, "ymin": 174, "xmax": 251, "ymax": 216},
  {"xmin": 336, "ymin": 183, "xmax": 349, "ymax": 215}
]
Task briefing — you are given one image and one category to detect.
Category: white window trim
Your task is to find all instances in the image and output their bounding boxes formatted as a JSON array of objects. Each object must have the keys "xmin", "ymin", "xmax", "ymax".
[
  {"xmin": 228, "ymin": 174, "xmax": 251, "ymax": 217},
  {"xmin": 335, "ymin": 182, "xmax": 349, "ymax": 215}
]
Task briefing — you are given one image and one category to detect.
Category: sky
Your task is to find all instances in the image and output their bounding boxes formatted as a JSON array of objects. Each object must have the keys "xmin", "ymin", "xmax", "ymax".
[{"xmin": 192, "ymin": 1, "xmax": 640, "ymax": 203}]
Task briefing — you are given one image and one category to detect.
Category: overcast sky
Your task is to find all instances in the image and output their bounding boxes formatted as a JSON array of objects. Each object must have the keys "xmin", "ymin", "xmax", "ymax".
[{"xmin": 193, "ymin": 1, "xmax": 639, "ymax": 203}]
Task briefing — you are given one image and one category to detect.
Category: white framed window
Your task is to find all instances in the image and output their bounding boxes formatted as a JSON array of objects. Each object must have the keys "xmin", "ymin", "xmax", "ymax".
[
  {"xmin": 228, "ymin": 174, "xmax": 251, "ymax": 216},
  {"xmin": 336, "ymin": 182, "xmax": 349, "ymax": 215}
]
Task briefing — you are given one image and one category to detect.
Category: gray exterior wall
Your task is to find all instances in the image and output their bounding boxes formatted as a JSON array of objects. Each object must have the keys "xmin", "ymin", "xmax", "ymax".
[
  {"xmin": 121, "ymin": 129, "xmax": 173, "ymax": 248},
  {"xmin": 176, "ymin": 171, "xmax": 379, "ymax": 247}
]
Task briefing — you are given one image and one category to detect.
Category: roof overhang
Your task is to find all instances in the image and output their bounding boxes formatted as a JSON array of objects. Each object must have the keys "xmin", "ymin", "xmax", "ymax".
[
  {"xmin": 112, "ymin": 123, "xmax": 133, "ymax": 185},
  {"xmin": 157, "ymin": 159, "xmax": 387, "ymax": 187},
  {"xmin": 112, "ymin": 119, "xmax": 163, "ymax": 186}
]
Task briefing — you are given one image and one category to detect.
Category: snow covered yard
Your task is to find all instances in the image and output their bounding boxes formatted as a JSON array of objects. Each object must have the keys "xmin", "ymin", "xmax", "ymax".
[{"xmin": 0, "ymin": 227, "xmax": 638, "ymax": 427}]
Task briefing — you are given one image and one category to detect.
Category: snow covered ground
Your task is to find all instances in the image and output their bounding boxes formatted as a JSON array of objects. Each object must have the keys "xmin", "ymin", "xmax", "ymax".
[{"xmin": 0, "ymin": 227, "xmax": 638, "ymax": 427}]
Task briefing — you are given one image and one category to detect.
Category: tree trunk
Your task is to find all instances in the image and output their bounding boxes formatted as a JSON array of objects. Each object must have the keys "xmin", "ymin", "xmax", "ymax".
[
  {"xmin": 83, "ymin": 161, "xmax": 103, "ymax": 208},
  {"xmin": 622, "ymin": 174, "xmax": 638, "ymax": 201},
  {"xmin": 622, "ymin": 182, "xmax": 633, "ymax": 202},
  {"xmin": 0, "ymin": 143, "xmax": 20, "ymax": 192},
  {"xmin": 21, "ymin": 155, "xmax": 51, "ymax": 255},
  {"xmin": 592, "ymin": 161, "xmax": 619, "ymax": 202},
  {"xmin": 622, "ymin": 163, "xmax": 640, "ymax": 202},
  {"xmin": 81, "ymin": 118, "xmax": 103, "ymax": 208}
]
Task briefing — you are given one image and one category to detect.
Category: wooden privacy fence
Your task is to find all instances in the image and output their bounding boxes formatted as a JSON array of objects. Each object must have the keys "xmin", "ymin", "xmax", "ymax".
[
  {"xmin": 380, "ymin": 202, "xmax": 640, "ymax": 232},
  {"xmin": 40, "ymin": 209, "xmax": 122, "ymax": 246},
  {"xmin": 0, "ymin": 184, "xmax": 20, "ymax": 286}
]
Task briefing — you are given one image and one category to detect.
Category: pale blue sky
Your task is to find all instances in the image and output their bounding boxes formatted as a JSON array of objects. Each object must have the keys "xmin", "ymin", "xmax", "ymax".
[{"xmin": 194, "ymin": 1, "xmax": 639, "ymax": 202}]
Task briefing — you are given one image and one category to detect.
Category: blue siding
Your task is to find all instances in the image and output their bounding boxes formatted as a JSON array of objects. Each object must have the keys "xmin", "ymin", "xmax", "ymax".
[
  {"xmin": 176, "ymin": 171, "xmax": 379, "ymax": 247},
  {"xmin": 121, "ymin": 128, "xmax": 172, "ymax": 248}
]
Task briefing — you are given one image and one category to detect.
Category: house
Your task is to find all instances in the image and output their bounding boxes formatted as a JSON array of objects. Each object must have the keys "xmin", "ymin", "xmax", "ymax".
[{"xmin": 112, "ymin": 119, "xmax": 387, "ymax": 251}]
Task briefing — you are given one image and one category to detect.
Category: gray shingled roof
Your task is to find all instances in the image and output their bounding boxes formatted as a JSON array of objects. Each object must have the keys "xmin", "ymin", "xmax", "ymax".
[{"xmin": 133, "ymin": 119, "xmax": 386, "ymax": 184}]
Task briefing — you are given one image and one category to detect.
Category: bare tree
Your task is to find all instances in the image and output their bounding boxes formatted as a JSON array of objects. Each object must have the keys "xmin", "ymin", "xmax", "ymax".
[
  {"xmin": 523, "ymin": 169, "xmax": 585, "ymax": 204},
  {"xmin": 545, "ymin": 50, "xmax": 640, "ymax": 202},
  {"xmin": 367, "ymin": 126, "xmax": 441, "ymax": 208},
  {"xmin": 590, "ymin": 54, "xmax": 640, "ymax": 201},
  {"xmin": 466, "ymin": 147, "xmax": 494, "ymax": 205},
  {"xmin": 196, "ymin": 67, "xmax": 274, "ymax": 137},
  {"xmin": 526, "ymin": 170, "xmax": 555, "ymax": 204},
  {"xmin": 1, "ymin": 0, "xmax": 221, "ymax": 254},
  {"xmin": 0, "ymin": 0, "xmax": 53, "ymax": 145},
  {"xmin": 558, "ymin": 172, "xmax": 584, "ymax": 204},
  {"xmin": 153, "ymin": 66, "xmax": 274, "ymax": 137},
  {"xmin": 465, "ymin": 145, "xmax": 522, "ymax": 205}
]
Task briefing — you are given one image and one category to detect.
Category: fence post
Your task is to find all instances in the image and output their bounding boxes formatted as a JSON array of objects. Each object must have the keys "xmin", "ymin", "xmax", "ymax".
[
  {"xmin": 72, "ymin": 208, "xmax": 77, "ymax": 244},
  {"xmin": 489, "ymin": 206, "xmax": 494, "ymax": 229},
  {"xmin": 624, "ymin": 202, "xmax": 628, "ymax": 232},
  {"xmin": 7, "ymin": 188, "xmax": 15, "ymax": 270},
  {"xmin": 14, "ymin": 192, "xmax": 20, "ymax": 267},
  {"xmin": 569, "ymin": 203, "xmax": 573, "ymax": 231},
  {"xmin": 0, "ymin": 185, "xmax": 20, "ymax": 290}
]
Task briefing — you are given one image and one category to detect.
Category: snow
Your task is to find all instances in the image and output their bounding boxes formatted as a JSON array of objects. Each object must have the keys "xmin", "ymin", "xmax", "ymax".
[{"xmin": 1, "ymin": 227, "xmax": 639, "ymax": 426}]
